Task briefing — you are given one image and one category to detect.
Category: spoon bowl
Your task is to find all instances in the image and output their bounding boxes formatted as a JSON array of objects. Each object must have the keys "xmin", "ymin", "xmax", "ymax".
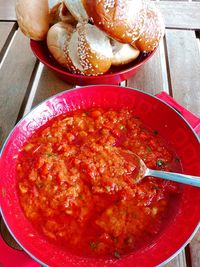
[{"xmin": 119, "ymin": 149, "xmax": 200, "ymax": 187}]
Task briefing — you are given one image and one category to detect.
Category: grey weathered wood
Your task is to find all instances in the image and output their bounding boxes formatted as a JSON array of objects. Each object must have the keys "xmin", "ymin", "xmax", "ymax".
[
  {"xmin": 189, "ymin": 228, "xmax": 200, "ymax": 267},
  {"xmin": 32, "ymin": 66, "xmax": 74, "ymax": 108},
  {"xmin": 156, "ymin": 2, "xmax": 200, "ymax": 29},
  {"xmin": 0, "ymin": 22, "xmax": 15, "ymax": 56},
  {"xmin": 165, "ymin": 29, "xmax": 200, "ymax": 116},
  {"xmin": 165, "ymin": 250, "xmax": 187, "ymax": 267},
  {"xmin": 0, "ymin": 0, "xmax": 16, "ymax": 20},
  {"xmin": 0, "ymin": 31, "xmax": 36, "ymax": 146},
  {"xmin": 127, "ymin": 46, "xmax": 165, "ymax": 94}
]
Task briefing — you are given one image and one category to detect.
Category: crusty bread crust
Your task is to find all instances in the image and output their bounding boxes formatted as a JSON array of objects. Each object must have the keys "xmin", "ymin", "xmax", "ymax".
[
  {"xmin": 47, "ymin": 22, "xmax": 74, "ymax": 68},
  {"xmin": 47, "ymin": 22, "xmax": 113, "ymax": 76},
  {"xmin": 49, "ymin": 2, "xmax": 62, "ymax": 25},
  {"xmin": 16, "ymin": 0, "xmax": 49, "ymax": 41},
  {"xmin": 83, "ymin": 0, "xmax": 147, "ymax": 44},
  {"xmin": 134, "ymin": 2, "xmax": 165, "ymax": 52},
  {"xmin": 77, "ymin": 23, "xmax": 113, "ymax": 75}
]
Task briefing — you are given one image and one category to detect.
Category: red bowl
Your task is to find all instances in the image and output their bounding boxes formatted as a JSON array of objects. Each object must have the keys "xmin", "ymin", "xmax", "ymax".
[
  {"xmin": 30, "ymin": 40, "xmax": 156, "ymax": 85},
  {"xmin": 0, "ymin": 85, "xmax": 200, "ymax": 267}
]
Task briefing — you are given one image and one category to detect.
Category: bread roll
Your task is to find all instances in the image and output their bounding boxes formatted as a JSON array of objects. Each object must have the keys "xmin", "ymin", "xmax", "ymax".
[
  {"xmin": 64, "ymin": 0, "xmax": 88, "ymax": 22},
  {"xmin": 134, "ymin": 3, "xmax": 165, "ymax": 52},
  {"xmin": 47, "ymin": 22, "xmax": 113, "ymax": 75},
  {"xmin": 111, "ymin": 40, "xmax": 140, "ymax": 66},
  {"xmin": 76, "ymin": 23, "xmax": 113, "ymax": 75},
  {"xmin": 65, "ymin": 23, "xmax": 113, "ymax": 75},
  {"xmin": 47, "ymin": 22, "xmax": 74, "ymax": 68},
  {"xmin": 15, "ymin": 0, "xmax": 49, "ymax": 40},
  {"xmin": 59, "ymin": 3, "xmax": 77, "ymax": 25},
  {"xmin": 83, "ymin": 0, "xmax": 147, "ymax": 44},
  {"xmin": 49, "ymin": 1, "xmax": 62, "ymax": 25},
  {"xmin": 49, "ymin": 1, "xmax": 77, "ymax": 25}
]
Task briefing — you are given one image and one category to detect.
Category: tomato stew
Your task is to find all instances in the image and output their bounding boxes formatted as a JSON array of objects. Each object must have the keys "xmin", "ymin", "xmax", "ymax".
[{"xmin": 16, "ymin": 108, "xmax": 181, "ymax": 258}]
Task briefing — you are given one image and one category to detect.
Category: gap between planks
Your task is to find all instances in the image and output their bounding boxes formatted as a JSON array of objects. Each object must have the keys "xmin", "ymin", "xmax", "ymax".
[
  {"xmin": 0, "ymin": 26, "xmax": 17, "ymax": 70},
  {"xmin": 15, "ymin": 60, "xmax": 42, "ymax": 122},
  {"xmin": 23, "ymin": 63, "xmax": 44, "ymax": 116},
  {"xmin": 159, "ymin": 38, "xmax": 169, "ymax": 94}
]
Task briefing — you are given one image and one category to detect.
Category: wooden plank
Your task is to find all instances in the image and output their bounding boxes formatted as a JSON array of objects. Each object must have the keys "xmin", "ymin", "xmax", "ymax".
[
  {"xmin": 0, "ymin": 30, "xmax": 36, "ymax": 147},
  {"xmin": 165, "ymin": 29, "xmax": 200, "ymax": 116},
  {"xmin": 32, "ymin": 66, "xmax": 74, "ymax": 108},
  {"xmin": 164, "ymin": 251, "xmax": 187, "ymax": 267},
  {"xmin": 0, "ymin": 22, "xmax": 15, "ymax": 56},
  {"xmin": 127, "ymin": 45, "xmax": 165, "ymax": 94},
  {"xmin": 156, "ymin": 2, "xmax": 200, "ymax": 29},
  {"xmin": 0, "ymin": 0, "xmax": 16, "ymax": 20},
  {"xmin": 189, "ymin": 228, "xmax": 200, "ymax": 267},
  {"xmin": 165, "ymin": 28, "xmax": 200, "ymax": 267}
]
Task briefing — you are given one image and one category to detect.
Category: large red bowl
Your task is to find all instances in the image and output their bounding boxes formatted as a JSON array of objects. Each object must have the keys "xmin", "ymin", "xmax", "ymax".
[
  {"xmin": 30, "ymin": 40, "xmax": 156, "ymax": 85},
  {"xmin": 0, "ymin": 85, "xmax": 200, "ymax": 267}
]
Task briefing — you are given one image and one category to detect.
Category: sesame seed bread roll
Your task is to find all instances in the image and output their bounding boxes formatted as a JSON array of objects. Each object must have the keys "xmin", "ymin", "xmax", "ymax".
[
  {"xmin": 47, "ymin": 22, "xmax": 75, "ymax": 68},
  {"xmin": 111, "ymin": 40, "xmax": 140, "ymax": 66},
  {"xmin": 47, "ymin": 22, "xmax": 112, "ymax": 76},
  {"xmin": 83, "ymin": 0, "xmax": 147, "ymax": 44},
  {"xmin": 64, "ymin": 0, "xmax": 88, "ymax": 22},
  {"xmin": 134, "ymin": 3, "xmax": 165, "ymax": 52},
  {"xmin": 15, "ymin": 0, "xmax": 50, "ymax": 41},
  {"xmin": 76, "ymin": 23, "xmax": 113, "ymax": 75},
  {"xmin": 66, "ymin": 30, "xmax": 85, "ymax": 74}
]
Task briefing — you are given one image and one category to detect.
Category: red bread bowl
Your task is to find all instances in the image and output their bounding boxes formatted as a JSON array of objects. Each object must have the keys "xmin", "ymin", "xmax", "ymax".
[
  {"xmin": 0, "ymin": 85, "xmax": 200, "ymax": 267},
  {"xmin": 30, "ymin": 40, "xmax": 156, "ymax": 85}
]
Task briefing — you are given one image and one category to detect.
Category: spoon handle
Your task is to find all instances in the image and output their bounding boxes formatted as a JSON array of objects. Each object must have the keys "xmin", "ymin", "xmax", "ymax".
[{"xmin": 146, "ymin": 169, "xmax": 200, "ymax": 187}]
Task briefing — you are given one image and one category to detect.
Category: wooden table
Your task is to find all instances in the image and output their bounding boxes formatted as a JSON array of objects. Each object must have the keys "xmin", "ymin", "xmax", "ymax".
[{"xmin": 0, "ymin": 1, "xmax": 200, "ymax": 266}]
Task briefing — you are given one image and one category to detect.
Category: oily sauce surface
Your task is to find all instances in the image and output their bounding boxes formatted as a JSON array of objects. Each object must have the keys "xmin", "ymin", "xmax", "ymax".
[{"xmin": 17, "ymin": 108, "xmax": 181, "ymax": 258}]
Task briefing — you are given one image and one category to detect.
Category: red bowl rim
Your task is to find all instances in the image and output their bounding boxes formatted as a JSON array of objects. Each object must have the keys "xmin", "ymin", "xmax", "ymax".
[{"xmin": 30, "ymin": 39, "xmax": 157, "ymax": 81}]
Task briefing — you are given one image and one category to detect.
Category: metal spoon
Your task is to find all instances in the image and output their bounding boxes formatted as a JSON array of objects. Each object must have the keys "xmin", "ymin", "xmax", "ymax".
[{"xmin": 119, "ymin": 149, "xmax": 200, "ymax": 187}]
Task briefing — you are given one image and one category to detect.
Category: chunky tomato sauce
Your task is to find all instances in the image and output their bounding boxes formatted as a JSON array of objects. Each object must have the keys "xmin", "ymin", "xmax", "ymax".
[{"xmin": 17, "ymin": 108, "xmax": 181, "ymax": 258}]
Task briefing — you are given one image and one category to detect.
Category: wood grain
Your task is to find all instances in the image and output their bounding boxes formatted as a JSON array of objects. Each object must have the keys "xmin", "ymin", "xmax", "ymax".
[
  {"xmin": 0, "ymin": 31, "xmax": 36, "ymax": 146},
  {"xmin": 165, "ymin": 250, "xmax": 187, "ymax": 267},
  {"xmin": 0, "ymin": 22, "xmax": 15, "ymax": 57},
  {"xmin": 165, "ymin": 29, "xmax": 200, "ymax": 116},
  {"xmin": 156, "ymin": 2, "xmax": 200, "ymax": 29},
  {"xmin": 127, "ymin": 46, "xmax": 165, "ymax": 94},
  {"xmin": 189, "ymin": 228, "xmax": 200, "ymax": 267},
  {"xmin": 32, "ymin": 66, "xmax": 73, "ymax": 108},
  {"xmin": 0, "ymin": 0, "xmax": 16, "ymax": 20}
]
